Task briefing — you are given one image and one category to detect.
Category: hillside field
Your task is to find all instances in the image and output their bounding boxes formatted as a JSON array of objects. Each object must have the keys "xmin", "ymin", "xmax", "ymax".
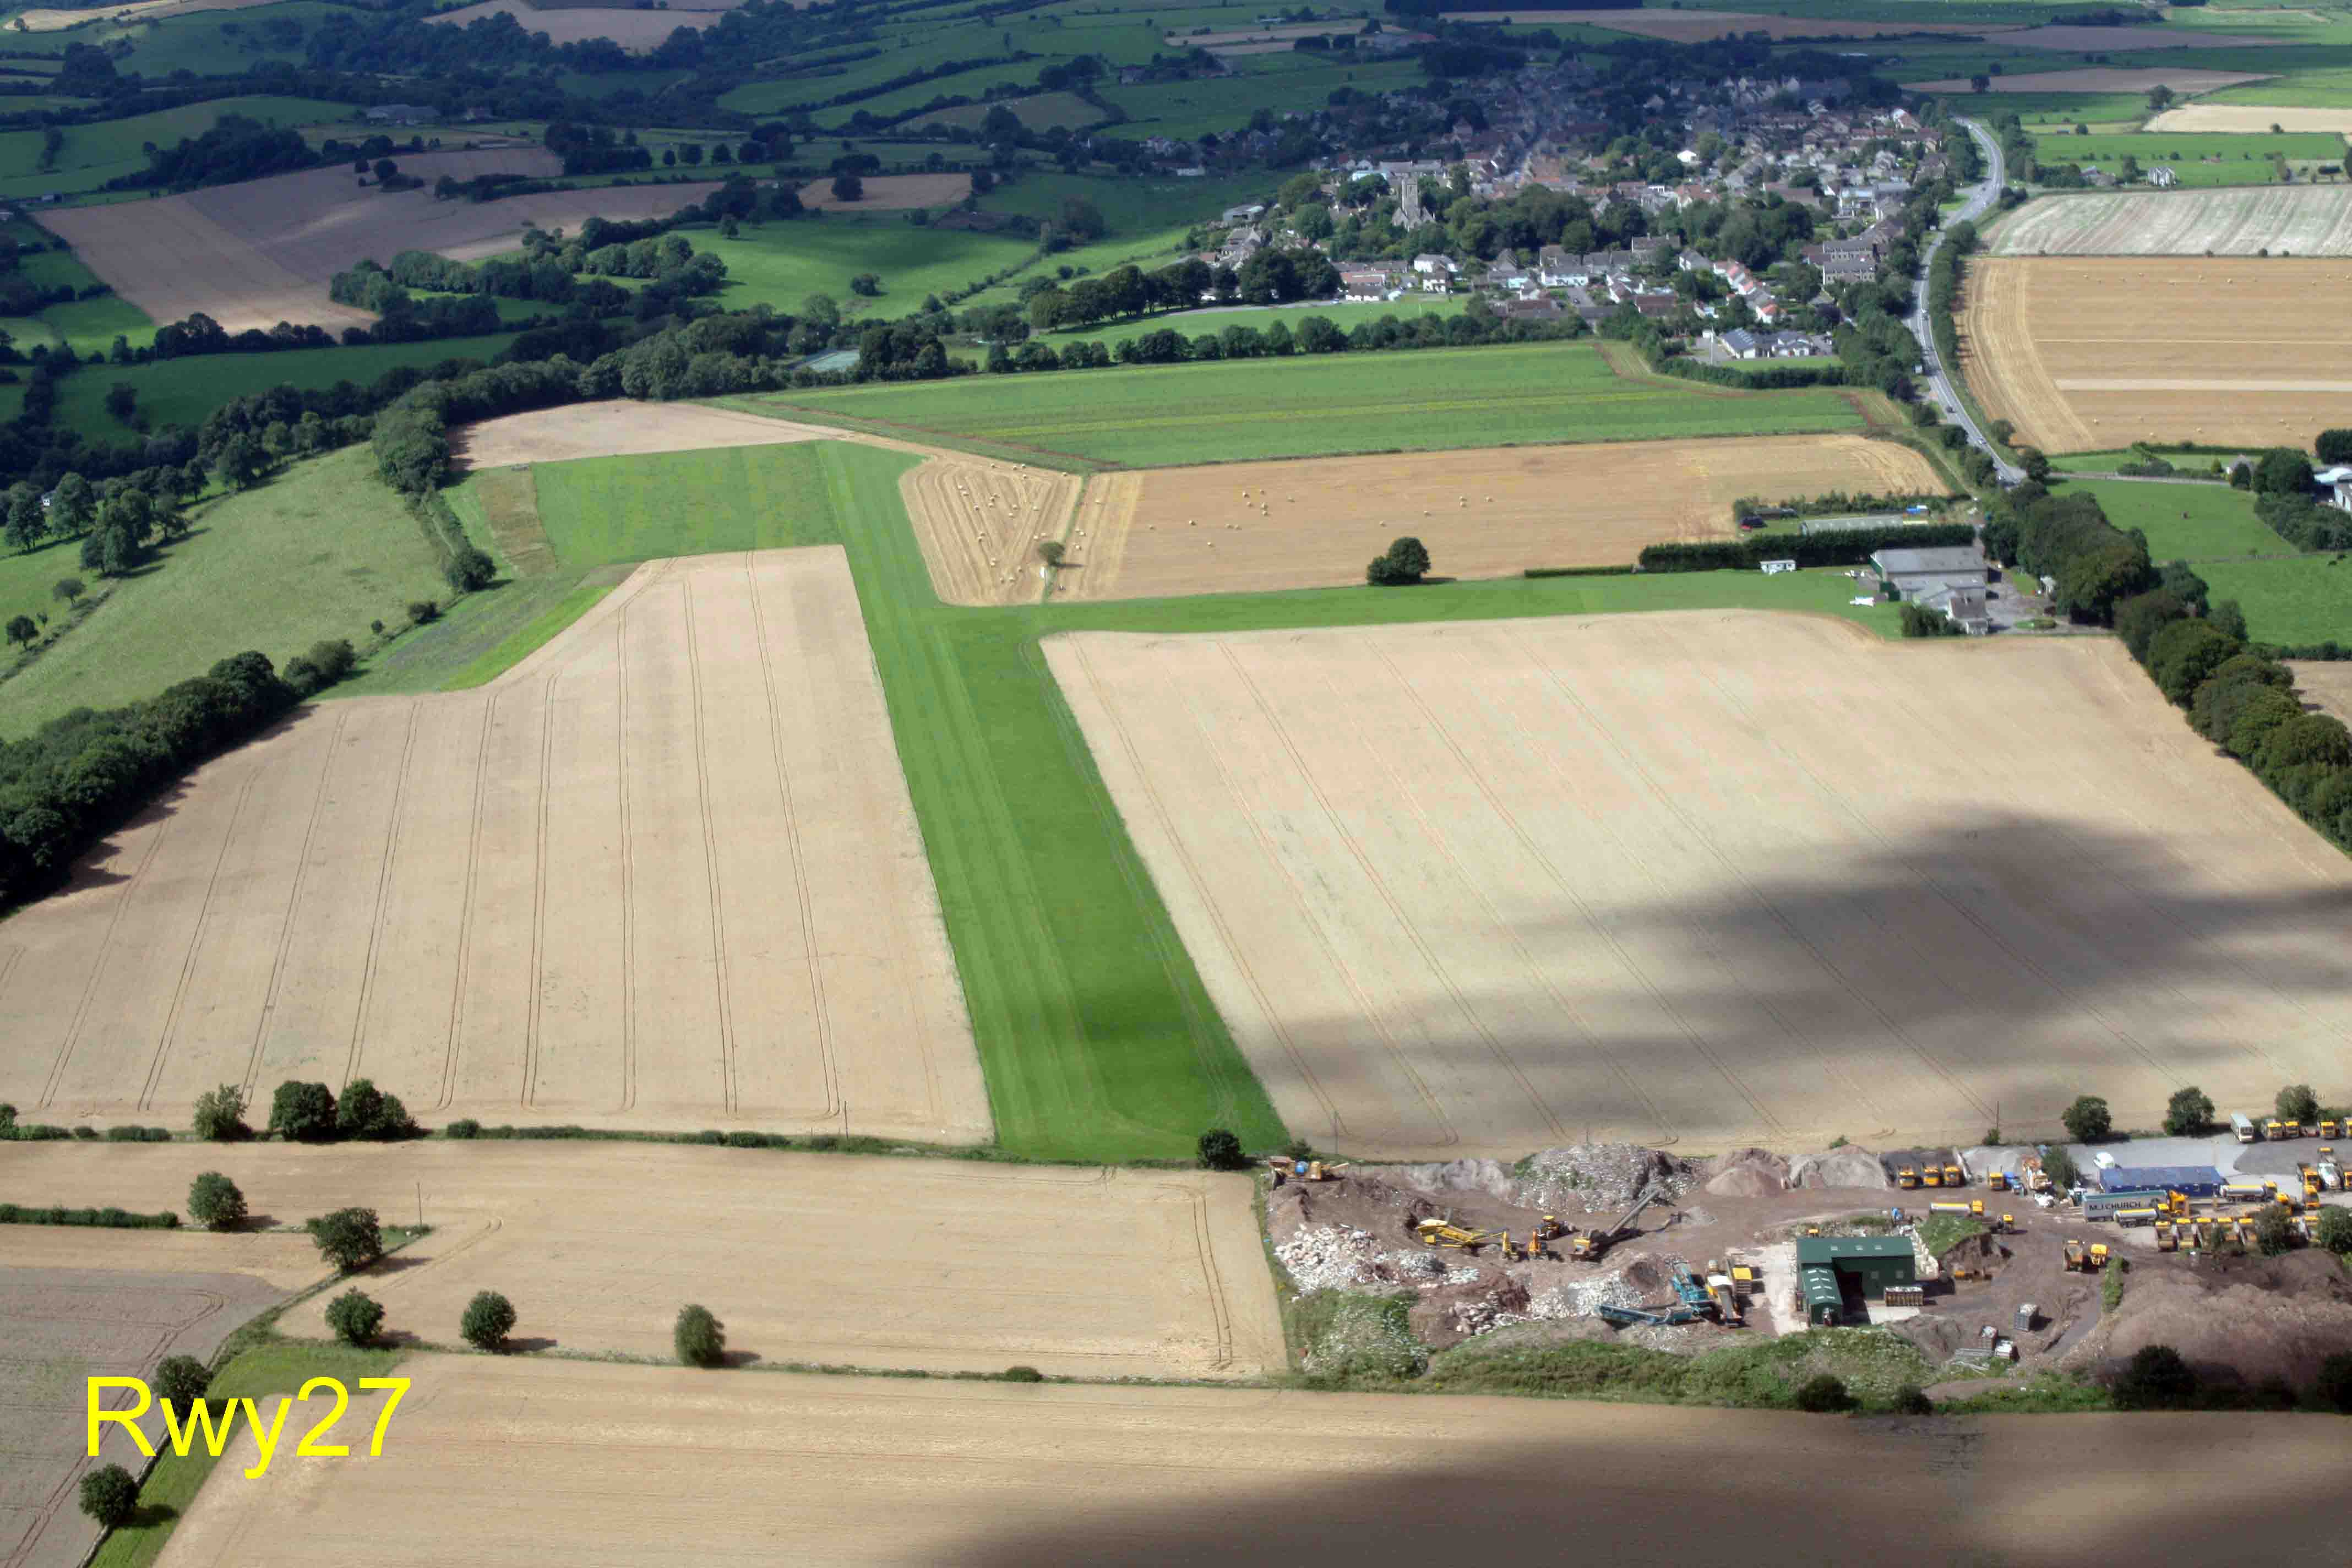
[
  {"xmin": 2051, "ymin": 477, "xmax": 2295, "ymax": 562},
  {"xmin": 0, "ymin": 445, "xmax": 449, "ymax": 733},
  {"xmin": 754, "ymin": 342, "xmax": 1876, "ymax": 467},
  {"xmin": 2026, "ymin": 130, "xmax": 2346, "ymax": 186}
]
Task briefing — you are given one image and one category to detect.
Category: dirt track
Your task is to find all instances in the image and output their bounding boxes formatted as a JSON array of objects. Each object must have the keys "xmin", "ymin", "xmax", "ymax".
[
  {"xmin": 1959, "ymin": 257, "xmax": 2352, "ymax": 450},
  {"xmin": 1053, "ymin": 438, "xmax": 1942, "ymax": 601},
  {"xmin": 40, "ymin": 159, "xmax": 717, "ymax": 333},
  {"xmin": 1047, "ymin": 612, "xmax": 2352, "ymax": 1159},
  {"xmin": 0, "ymin": 1144, "xmax": 1280, "ymax": 1378},
  {"xmin": 151, "ymin": 1355, "xmax": 2352, "ymax": 1566},
  {"xmin": 0, "ymin": 548, "xmax": 987, "ymax": 1140}
]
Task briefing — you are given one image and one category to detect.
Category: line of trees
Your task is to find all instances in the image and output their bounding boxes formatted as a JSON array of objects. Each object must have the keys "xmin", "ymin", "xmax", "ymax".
[
  {"xmin": 988, "ymin": 306, "xmax": 1579, "ymax": 375},
  {"xmin": 1980, "ymin": 486, "xmax": 2154, "ymax": 625}
]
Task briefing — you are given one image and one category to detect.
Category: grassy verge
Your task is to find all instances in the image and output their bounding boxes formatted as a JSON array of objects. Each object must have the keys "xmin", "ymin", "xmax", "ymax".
[
  {"xmin": 1370, "ymin": 1326, "xmax": 1941, "ymax": 1409},
  {"xmin": 1917, "ymin": 1213, "xmax": 1988, "ymax": 1257}
]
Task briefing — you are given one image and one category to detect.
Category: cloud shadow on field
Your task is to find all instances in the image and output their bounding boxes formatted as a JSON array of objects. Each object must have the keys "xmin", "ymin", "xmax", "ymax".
[
  {"xmin": 933, "ymin": 1411, "xmax": 2340, "ymax": 1567},
  {"xmin": 1268, "ymin": 811, "xmax": 2352, "ymax": 1146}
]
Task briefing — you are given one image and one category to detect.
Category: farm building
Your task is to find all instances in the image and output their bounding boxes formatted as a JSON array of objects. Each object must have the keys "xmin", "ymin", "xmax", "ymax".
[
  {"xmin": 1871, "ymin": 545, "xmax": 1986, "ymax": 600},
  {"xmin": 1794, "ymin": 1235, "xmax": 1918, "ymax": 1324},
  {"xmin": 2098, "ymin": 1166, "xmax": 2224, "ymax": 1199},
  {"xmin": 2314, "ymin": 465, "xmax": 2352, "ymax": 511}
]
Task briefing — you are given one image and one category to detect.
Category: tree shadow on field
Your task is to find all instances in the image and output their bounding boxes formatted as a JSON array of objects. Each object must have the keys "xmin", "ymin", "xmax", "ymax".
[
  {"xmin": 504, "ymin": 1336, "xmax": 559, "ymax": 1354},
  {"xmin": 1275, "ymin": 811, "xmax": 2352, "ymax": 1142}
]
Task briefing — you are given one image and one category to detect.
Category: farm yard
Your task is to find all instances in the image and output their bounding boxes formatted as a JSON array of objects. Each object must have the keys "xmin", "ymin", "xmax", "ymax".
[
  {"xmin": 1990, "ymin": 186, "xmax": 2352, "ymax": 256},
  {"xmin": 0, "ymin": 547, "xmax": 988, "ymax": 1141},
  {"xmin": 1048, "ymin": 437, "xmax": 1945, "ymax": 602},
  {"xmin": 36, "ymin": 156, "xmax": 717, "ymax": 333},
  {"xmin": 128, "ymin": 1355, "xmax": 2352, "ymax": 1566},
  {"xmin": 1047, "ymin": 613, "xmax": 2352, "ymax": 1159},
  {"xmin": 751, "ymin": 342, "xmax": 1879, "ymax": 469},
  {"xmin": 1956, "ymin": 257, "xmax": 2352, "ymax": 451},
  {"xmin": 0, "ymin": 1143, "xmax": 1282, "ymax": 1379}
]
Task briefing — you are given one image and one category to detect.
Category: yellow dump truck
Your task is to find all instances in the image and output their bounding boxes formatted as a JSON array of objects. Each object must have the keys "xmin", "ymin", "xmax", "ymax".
[
  {"xmin": 2154, "ymin": 1220, "xmax": 2177, "ymax": 1251},
  {"xmin": 1942, "ymin": 1161, "xmax": 1966, "ymax": 1188},
  {"xmin": 1896, "ymin": 1166, "xmax": 1920, "ymax": 1189},
  {"xmin": 2063, "ymin": 1239, "xmax": 2090, "ymax": 1272}
]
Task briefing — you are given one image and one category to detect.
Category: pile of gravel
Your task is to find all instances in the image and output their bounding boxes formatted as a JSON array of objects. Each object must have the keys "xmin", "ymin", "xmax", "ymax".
[
  {"xmin": 1705, "ymin": 1146, "xmax": 1791, "ymax": 1197},
  {"xmin": 1511, "ymin": 1144, "xmax": 1695, "ymax": 1212},
  {"xmin": 1789, "ymin": 1145, "xmax": 1892, "ymax": 1190}
]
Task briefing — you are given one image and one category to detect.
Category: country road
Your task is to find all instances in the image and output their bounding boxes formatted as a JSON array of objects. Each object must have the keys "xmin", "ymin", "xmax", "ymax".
[{"xmin": 1912, "ymin": 117, "xmax": 2022, "ymax": 487}]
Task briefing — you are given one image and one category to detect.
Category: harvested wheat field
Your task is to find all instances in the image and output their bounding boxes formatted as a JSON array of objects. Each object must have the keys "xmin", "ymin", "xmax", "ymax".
[
  {"xmin": 2292, "ymin": 662, "xmax": 2352, "ymax": 725},
  {"xmin": 1958, "ymin": 256, "xmax": 2352, "ymax": 451},
  {"xmin": 797, "ymin": 172, "xmax": 972, "ymax": 211},
  {"xmin": 1048, "ymin": 613, "xmax": 2352, "ymax": 1161},
  {"xmin": 154, "ymin": 1357, "xmax": 2350, "ymax": 1567},
  {"xmin": 1049, "ymin": 437, "xmax": 1941, "ymax": 603},
  {"xmin": 1449, "ymin": 8, "xmax": 2011, "ymax": 38},
  {"xmin": 2, "ymin": 1262, "xmax": 291, "ymax": 1568},
  {"xmin": 429, "ymin": 0, "xmax": 722, "ymax": 46},
  {"xmin": 453, "ymin": 400, "xmax": 852, "ymax": 469},
  {"xmin": 2147, "ymin": 105, "xmax": 2352, "ymax": 134},
  {"xmin": 0, "ymin": 1144, "xmax": 1277, "ymax": 1378},
  {"xmin": 1990, "ymin": 187, "xmax": 2352, "ymax": 258},
  {"xmin": 1909, "ymin": 67, "xmax": 2269, "ymax": 96},
  {"xmin": 39, "ymin": 159, "xmax": 717, "ymax": 332},
  {"xmin": 13, "ymin": 0, "xmax": 271, "ymax": 27},
  {"xmin": 0, "ymin": 547, "xmax": 987, "ymax": 1141},
  {"xmin": 900, "ymin": 456, "xmax": 1081, "ymax": 603}
]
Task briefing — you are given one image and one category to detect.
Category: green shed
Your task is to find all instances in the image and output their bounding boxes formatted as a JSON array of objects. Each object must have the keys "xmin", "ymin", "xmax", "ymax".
[
  {"xmin": 1798, "ymin": 1264, "xmax": 1845, "ymax": 1327},
  {"xmin": 1795, "ymin": 1235, "xmax": 1918, "ymax": 1305}
]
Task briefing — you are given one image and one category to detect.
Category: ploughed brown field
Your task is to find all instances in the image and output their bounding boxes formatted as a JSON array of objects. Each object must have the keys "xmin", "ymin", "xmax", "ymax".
[
  {"xmin": 0, "ymin": 1144, "xmax": 1282, "ymax": 1379},
  {"xmin": 1957, "ymin": 256, "xmax": 2352, "ymax": 451},
  {"xmin": 0, "ymin": 548, "xmax": 988, "ymax": 1142},
  {"xmin": 2, "ymin": 1255, "xmax": 291, "ymax": 1568},
  {"xmin": 151, "ymin": 1355, "xmax": 2352, "ymax": 1566},
  {"xmin": 1048, "ymin": 612, "xmax": 2352, "ymax": 1160},
  {"xmin": 38, "ymin": 156, "xmax": 718, "ymax": 333},
  {"xmin": 1044, "ymin": 437, "xmax": 1942, "ymax": 603}
]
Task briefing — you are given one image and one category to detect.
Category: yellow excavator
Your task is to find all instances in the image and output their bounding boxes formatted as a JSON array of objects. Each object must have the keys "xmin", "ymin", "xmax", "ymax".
[
  {"xmin": 1415, "ymin": 1218, "xmax": 1499, "ymax": 1253},
  {"xmin": 1569, "ymin": 1184, "xmax": 1672, "ymax": 1262}
]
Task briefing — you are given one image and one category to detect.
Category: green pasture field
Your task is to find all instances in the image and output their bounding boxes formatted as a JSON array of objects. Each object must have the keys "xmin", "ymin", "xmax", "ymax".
[
  {"xmin": 338, "ymin": 432, "xmax": 1899, "ymax": 1161},
  {"xmin": 1104, "ymin": 61, "xmax": 1420, "ymax": 140},
  {"xmin": 2051, "ymin": 478, "xmax": 2295, "ymax": 562},
  {"xmin": 1934, "ymin": 90, "xmax": 2159, "ymax": 122},
  {"xmin": 978, "ymin": 169, "xmax": 1267, "ymax": 234},
  {"xmin": 22, "ymin": 333, "xmax": 524, "ymax": 441},
  {"xmin": 2028, "ymin": 130, "xmax": 2347, "ymax": 182},
  {"xmin": 2208, "ymin": 68, "xmax": 2352, "ymax": 107},
  {"xmin": 753, "ymin": 341, "xmax": 1873, "ymax": 467},
  {"xmin": 698, "ymin": 217, "xmax": 1038, "ymax": 315},
  {"xmin": 0, "ymin": 531, "xmax": 90, "ymax": 662},
  {"xmin": 825, "ymin": 62, "xmax": 1064, "ymax": 125},
  {"xmin": 1025, "ymin": 295, "xmax": 1468, "ymax": 357},
  {"xmin": 0, "ymin": 445, "xmax": 452, "ymax": 734},
  {"xmin": 116, "ymin": 1, "xmax": 344, "ymax": 77},
  {"xmin": 2197, "ymin": 556, "xmax": 2352, "ymax": 645},
  {"xmin": 908, "ymin": 91, "xmax": 1106, "ymax": 132},
  {"xmin": 0, "ymin": 94, "xmax": 350, "ymax": 199}
]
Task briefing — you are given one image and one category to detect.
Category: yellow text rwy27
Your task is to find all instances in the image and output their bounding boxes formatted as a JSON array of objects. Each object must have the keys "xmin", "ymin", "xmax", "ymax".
[{"xmin": 87, "ymin": 1376, "xmax": 410, "ymax": 1478}]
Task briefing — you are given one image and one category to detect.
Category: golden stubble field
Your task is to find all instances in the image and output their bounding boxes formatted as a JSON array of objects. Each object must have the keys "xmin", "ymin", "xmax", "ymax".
[
  {"xmin": 1048, "ymin": 612, "xmax": 2352, "ymax": 1160},
  {"xmin": 0, "ymin": 1144, "xmax": 1281, "ymax": 1378},
  {"xmin": 1050, "ymin": 437, "xmax": 1942, "ymax": 602},
  {"xmin": 152, "ymin": 1356, "xmax": 2351, "ymax": 1567},
  {"xmin": 1958, "ymin": 256, "xmax": 2352, "ymax": 451},
  {"xmin": 0, "ymin": 547, "xmax": 987, "ymax": 1142}
]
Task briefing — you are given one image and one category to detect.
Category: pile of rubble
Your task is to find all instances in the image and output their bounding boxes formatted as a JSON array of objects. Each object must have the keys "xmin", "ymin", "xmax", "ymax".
[
  {"xmin": 1790, "ymin": 1145, "xmax": 1893, "ymax": 1190},
  {"xmin": 1272, "ymin": 1223, "xmax": 1477, "ymax": 1294},
  {"xmin": 1510, "ymin": 1144, "xmax": 1696, "ymax": 1211}
]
